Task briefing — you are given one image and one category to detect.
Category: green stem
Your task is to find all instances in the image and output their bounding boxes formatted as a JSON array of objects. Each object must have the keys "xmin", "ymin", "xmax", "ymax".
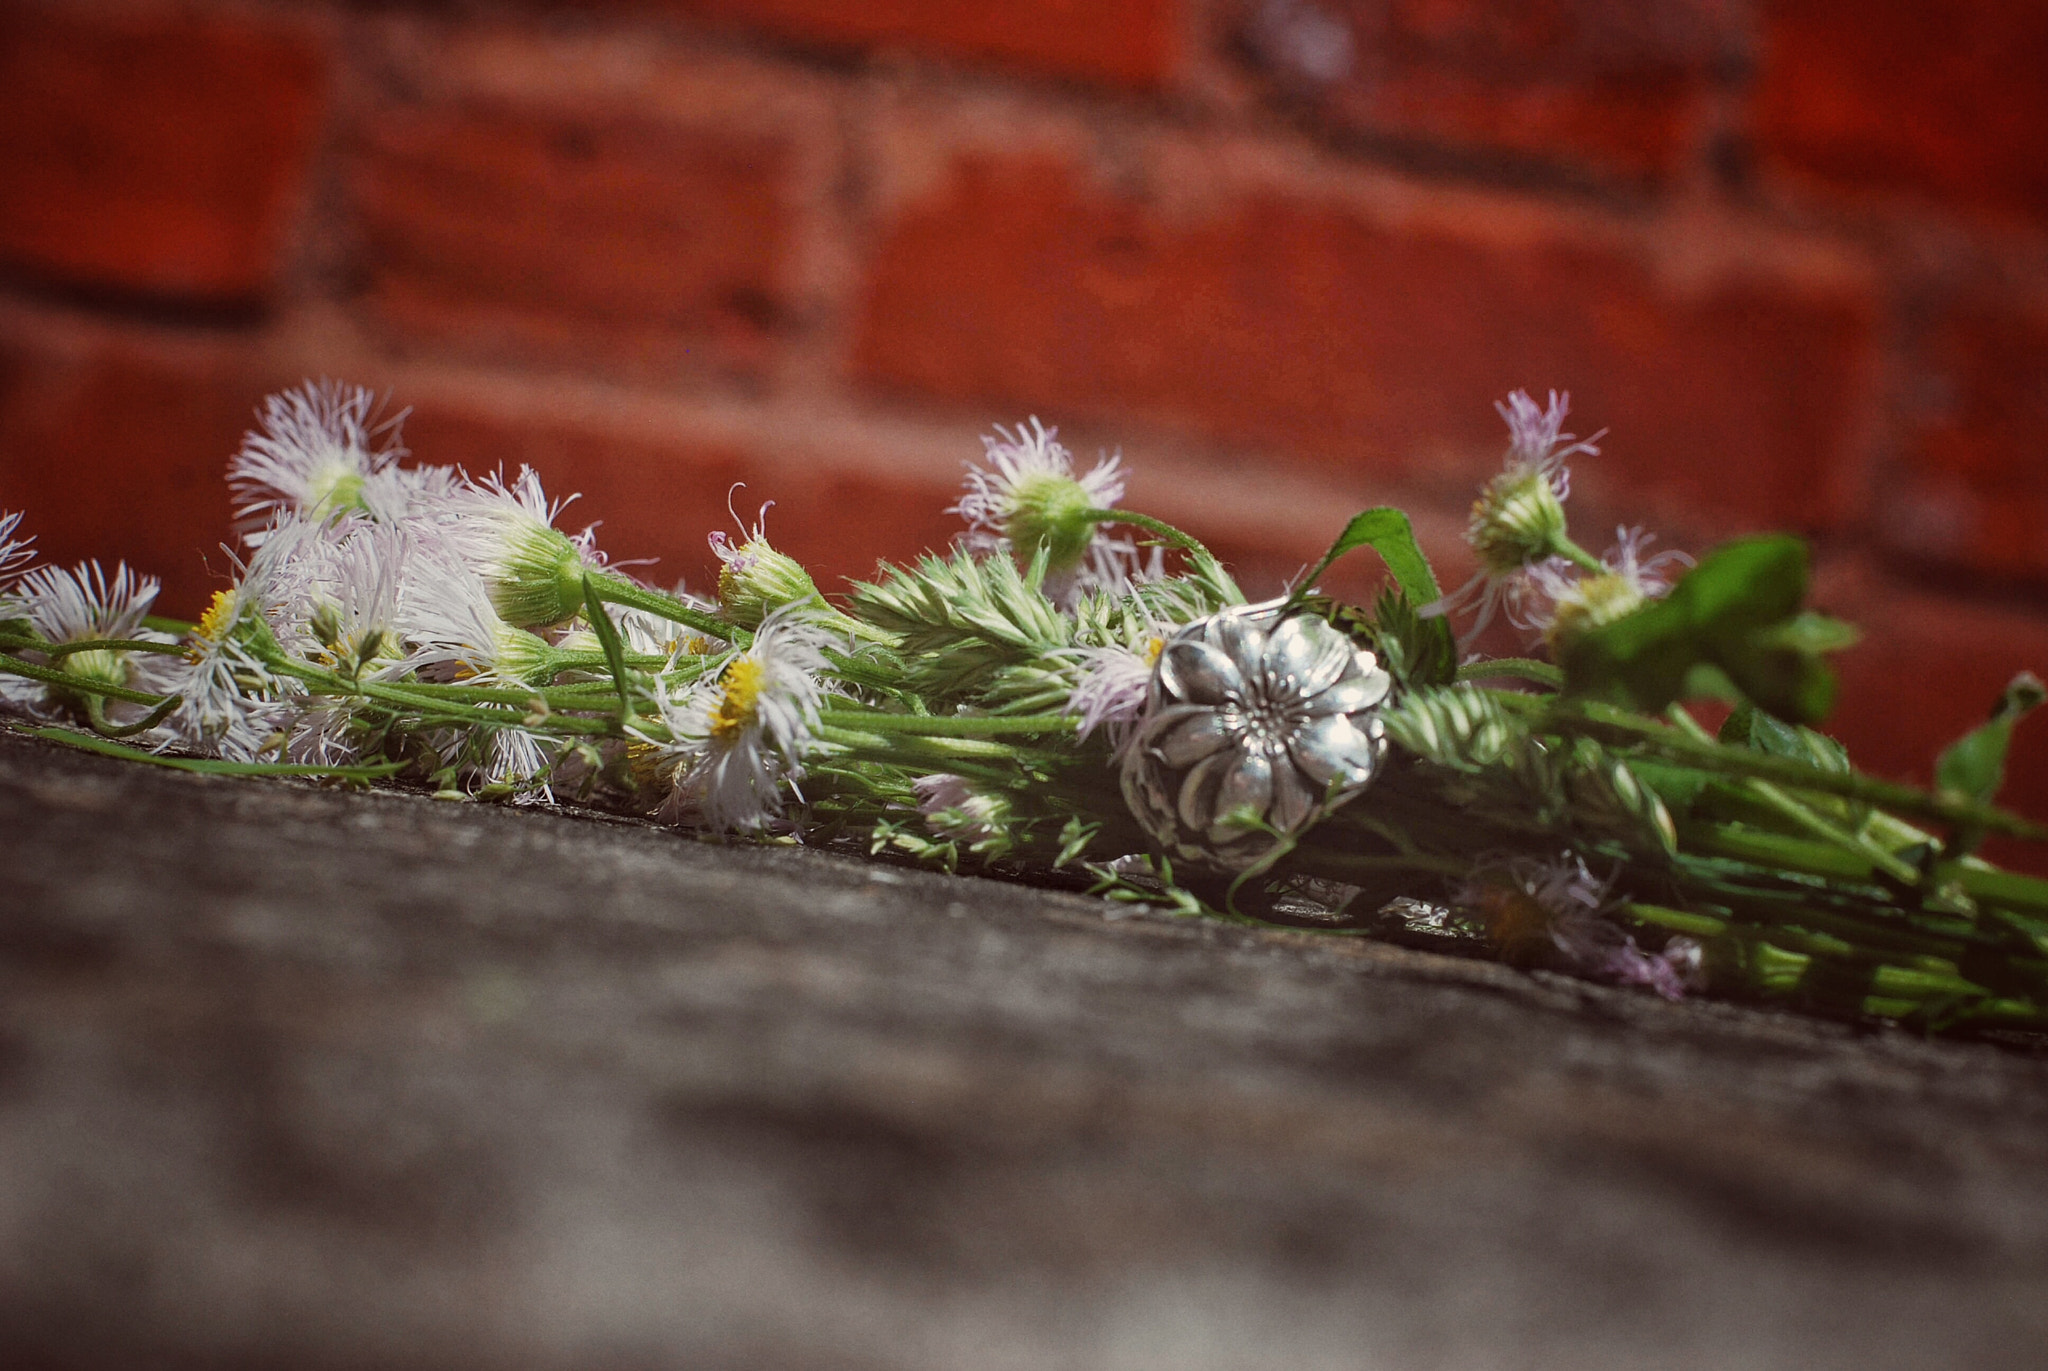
[
  {"xmin": 41, "ymin": 637, "xmax": 188, "ymax": 658},
  {"xmin": 16, "ymin": 722, "xmax": 405, "ymax": 781},
  {"xmin": 85, "ymin": 693, "xmax": 180, "ymax": 738},
  {"xmin": 588, "ymin": 573, "xmax": 748, "ymax": 648},
  {"xmin": 1661, "ymin": 704, "xmax": 1921, "ymax": 885},
  {"xmin": 817, "ymin": 707, "xmax": 1078, "ymax": 738},
  {"xmin": 1087, "ymin": 509, "xmax": 1244, "ymax": 603},
  {"xmin": 1501, "ymin": 693, "xmax": 2046, "ymax": 840},
  {"xmin": 1552, "ymin": 535, "xmax": 1606, "ymax": 576},
  {"xmin": 0, "ymin": 651, "xmax": 168, "ymax": 707},
  {"xmin": 1456, "ymin": 657, "xmax": 1563, "ymax": 688},
  {"xmin": 272, "ymin": 661, "xmax": 623, "ymax": 737}
]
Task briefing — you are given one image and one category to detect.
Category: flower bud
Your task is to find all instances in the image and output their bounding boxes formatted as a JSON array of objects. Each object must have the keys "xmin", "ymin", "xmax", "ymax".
[
  {"xmin": 1467, "ymin": 465, "xmax": 1570, "ymax": 578},
  {"xmin": 712, "ymin": 532, "xmax": 826, "ymax": 629},
  {"xmin": 485, "ymin": 522, "xmax": 587, "ymax": 630},
  {"xmin": 1000, "ymin": 468, "xmax": 1098, "ymax": 578}
]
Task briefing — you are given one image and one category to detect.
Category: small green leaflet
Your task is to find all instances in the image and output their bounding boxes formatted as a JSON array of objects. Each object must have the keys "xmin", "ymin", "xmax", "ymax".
[
  {"xmin": 1291, "ymin": 507, "xmax": 1455, "ymax": 685},
  {"xmin": 1292, "ymin": 507, "xmax": 1444, "ymax": 608}
]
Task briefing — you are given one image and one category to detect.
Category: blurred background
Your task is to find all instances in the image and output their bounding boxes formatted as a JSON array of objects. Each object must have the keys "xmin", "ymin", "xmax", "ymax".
[{"xmin": 2, "ymin": 0, "xmax": 2046, "ymax": 839}]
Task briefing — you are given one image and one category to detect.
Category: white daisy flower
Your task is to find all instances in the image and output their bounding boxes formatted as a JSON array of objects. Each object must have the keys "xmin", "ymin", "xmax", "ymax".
[
  {"xmin": 474, "ymin": 716, "xmax": 560, "ymax": 804},
  {"xmin": 271, "ymin": 517, "xmax": 411, "ymax": 678},
  {"xmin": 149, "ymin": 531, "xmax": 302, "ymax": 760},
  {"xmin": 0, "ymin": 560, "xmax": 166, "ymax": 714},
  {"xmin": 434, "ymin": 466, "xmax": 601, "ymax": 629},
  {"xmin": 643, "ymin": 605, "xmax": 834, "ymax": 831},
  {"xmin": 955, "ymin": 419, "xmax": 1156, "ymax": 603},
  {"xmin": 230, "ymin": 381, "xmax": 422, "ymax": 543}
]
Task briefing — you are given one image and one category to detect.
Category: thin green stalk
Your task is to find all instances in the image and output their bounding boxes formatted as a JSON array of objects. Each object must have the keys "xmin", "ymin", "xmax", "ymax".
[
  {"xmin": 1087, "ymin": 509, "xmax": 1243, "ymax": 602},
  {"xmin": 18, "ymin": 723, "xmax": 404, "ymax": 781},
  {"xmin": 588, "ymin": 573, "xmax": 748, "ymax": 647},
  {"xmin": 1501, "ymin": 693, "xmax": 2045, "ymax": 840},
  {"xmin": 1457, "ymin": 657, "xmax": 1563, "ymax": 688},
  {"xmin": 1660, "ymin": 703, "xmax": 1921, "ymax": 885},
  {"xmin": 818, "ymin": 707, "xmax": 1078, "ymax": 738},
  {"xmin": 39, "ymin": 637, "xmax": 189, "ymax": 658},
  {"xmin": 1552, "ymin": 535, "xmax": 1606, "ymax": 576},
  {"xmin": 85, "ymin": 693, "xmax": 180, "ymax": 738}
]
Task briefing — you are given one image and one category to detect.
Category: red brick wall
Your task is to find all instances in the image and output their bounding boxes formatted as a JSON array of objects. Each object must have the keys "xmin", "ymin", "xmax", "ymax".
[{"xmin": 3, "ymin": 0, "xmax": 2047, "ymax": 839}]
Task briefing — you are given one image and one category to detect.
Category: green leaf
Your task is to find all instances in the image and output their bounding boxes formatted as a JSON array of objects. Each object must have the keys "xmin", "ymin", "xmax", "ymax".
[
  {"xmin": 581, "ymin": 574, "xmax": 634, "ymax": 722},
  {"xmin": 1560, "ymin": 535, "xmax": 1845, "ymax": 724},
  {"xmin": 1292, "ymin": 507, "xmax": 1443, "ymax": 608},
  {"xmin": 1936, "ymin": 672, "xmax": 2047, "ymax": 804}
]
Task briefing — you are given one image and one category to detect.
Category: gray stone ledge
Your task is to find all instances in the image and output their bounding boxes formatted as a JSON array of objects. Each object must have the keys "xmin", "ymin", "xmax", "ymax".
[{"xmin": 1, "ymin": 726, "xmax": 2045, "ymax": 1370}]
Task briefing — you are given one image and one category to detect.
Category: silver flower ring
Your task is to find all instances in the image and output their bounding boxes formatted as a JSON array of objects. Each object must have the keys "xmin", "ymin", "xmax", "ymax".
[{"xmin": 1119, "ymin": 600, "xmax": 1392, "ymax": 872}]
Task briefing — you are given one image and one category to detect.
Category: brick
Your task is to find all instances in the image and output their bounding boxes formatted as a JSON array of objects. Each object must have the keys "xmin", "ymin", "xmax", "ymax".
[
  {"xmin": 1234, "ymin": 0, "xmax": 1735, "ymax": 181},
  {"xmin": 350, "ymin": 103, "xmax": 795, "ymax": 374},
  {"xmin": 0, "ymin": 330, "xmax": 262, "ymax": 617},
  {"xmin": 659, "ymin": 0, "xmax": 1180, "ymax": 89},
  {"xmin": 398, "ymin": 405, "xmax": 965, "ymax": 595},
  {"xmin": 1755, "ymin": 0, "xmax": 2048, "ymax": 223},
  {"xmin": 0, "ymin": 4, "xmax": 327, "ymax": 302},
  {"xmin": 853, "ymin": 154, "xmax": 1875, "ymax": 533},
  {"xmin": 1884, "ymin": 298, "xmax": 2048, "ymax": 586}
]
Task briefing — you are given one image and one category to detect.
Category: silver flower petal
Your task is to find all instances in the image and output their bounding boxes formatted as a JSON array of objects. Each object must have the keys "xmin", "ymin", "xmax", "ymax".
[
  {"xmin": 1118, "ymin": 598, "xmax": 1393, "ymax": 872},
  {"xmin": 1159, "ymin": 639, "xmax": 1242, "ymax": 706},
  {"xmin": 1212, "ymin": 747, "xmax": 1274, "ymax": 833},
  {"xmin": 1211, "ymin": 610, "xmax": 1268, "ymax": 671},
  {"xmin": 1290, "ymin": 712, "xmax": 1380, "ymax": 787},
  {"xmin": 1154, "ymin": 706, "xmax": 1236, "ymax": 767},
  {"xmin": 1263, "ymin": 615, "xmax": 1352, "ymax": 698},
  {"xmin": 1302, "ymin": 670, "xmax": 1392, "ymax": 719}
]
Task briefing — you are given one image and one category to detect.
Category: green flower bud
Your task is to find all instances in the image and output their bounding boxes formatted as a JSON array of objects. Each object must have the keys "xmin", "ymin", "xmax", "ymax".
[
  {"xmin": 1001, "ymin": 469, "xmax": 1098, "ymax": 577},
  {"xmin": 1468, "ymin": 465, "xmax": 1570, "ymax": 578},
  {"xmin": 713, "ymin": 533, "xmax": 826, "ymax": 629},
  {"xmin": 486, "ymin": 522, "xmax": 587, "ymax": 629}
]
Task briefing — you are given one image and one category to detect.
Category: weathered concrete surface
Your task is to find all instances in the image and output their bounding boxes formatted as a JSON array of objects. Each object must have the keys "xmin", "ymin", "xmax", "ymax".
[{"xmin": 1, "ymin": 727, "xmax": 2046, "ymax": 1371}]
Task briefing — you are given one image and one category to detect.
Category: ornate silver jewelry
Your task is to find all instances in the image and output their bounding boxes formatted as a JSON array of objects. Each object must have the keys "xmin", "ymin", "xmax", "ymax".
[{"xmin": 1119, "ymin": 600, "xmax": 1392, "ymax": 872}]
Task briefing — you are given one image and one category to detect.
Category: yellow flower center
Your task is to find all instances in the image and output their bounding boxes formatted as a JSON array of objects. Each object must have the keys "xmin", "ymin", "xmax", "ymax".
[
  {"xmin": 711, "ymin": 657, "xmax": 766, "ymax": 740},
  {"xmin": 1544, "ymin": 572, "xmax": 1647, "ymax": 652},
  {"xmin": 189, "ymin": 589, "xmax": 238, "ymax": 660},
  {"xmin": 1144, "ymin": 636, "xmax": 1165, "ymax": 665}
]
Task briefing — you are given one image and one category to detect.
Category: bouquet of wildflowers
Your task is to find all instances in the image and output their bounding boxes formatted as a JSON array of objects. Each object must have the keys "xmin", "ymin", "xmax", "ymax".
[{"xmin": 4, "ymin": 382, "xmax": 2047, "ymax": 1035}]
